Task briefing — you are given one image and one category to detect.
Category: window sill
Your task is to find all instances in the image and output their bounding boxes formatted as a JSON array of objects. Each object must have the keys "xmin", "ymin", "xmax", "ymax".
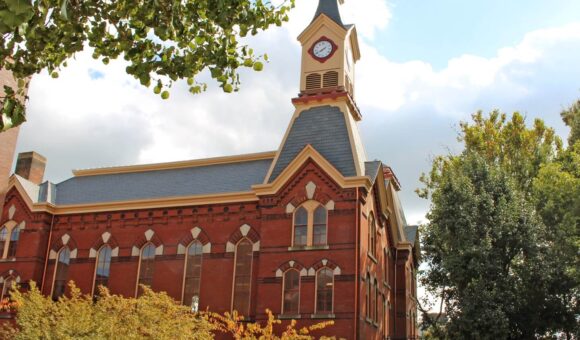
[
  {"xmin": 367, "ymin": 253, "xmax": 378, "ymax": 263},
  {"xmin": 311, "ymin": 313, "xmax": 335, "ymax": 319},
  {"xmin": 288, "ymin": 245, "xmax": 329, "ymax": 251},
  {"xmin": 383, "ymin": 282, "xmax": 391, "ymax": 290},
  {"xmin": 365, "ymin": 317, "xmax": 373, "ymax": 324},
  {"xmin": 278, "ymin": 314, "xmax": 301, "ymax": 320},
  {"xmin": 0, "ymin": 258, "xmax": 16, "ymax": 262}
]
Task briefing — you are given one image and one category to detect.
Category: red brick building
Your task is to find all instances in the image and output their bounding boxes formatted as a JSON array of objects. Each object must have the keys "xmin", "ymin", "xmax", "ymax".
[{"xmin": 0, "ymin": 1, "xmax": 419, "ymax": 338}]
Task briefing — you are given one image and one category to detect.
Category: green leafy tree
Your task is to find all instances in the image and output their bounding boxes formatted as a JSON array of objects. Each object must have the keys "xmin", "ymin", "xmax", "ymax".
[
  {"xmin": 419, "ymin": 109, "xmax": 578, "ymax": 339},
  {"xmin": 561, "ymin": 99, "xmax": 580, "ymax": 146},
  {"xmin": 0, "ymin": 0, "xmax": 295, "ymax": 131}
]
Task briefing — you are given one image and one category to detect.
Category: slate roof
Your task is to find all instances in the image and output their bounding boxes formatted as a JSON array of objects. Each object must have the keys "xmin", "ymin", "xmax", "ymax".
[
  {"xmin": 269, "ymin": 105, "xmax": 357, "ymax": 182},
  {"xmin": 313, "ymin": 0, "xmax": 345, "ymax": 28},
  {"xmin": 405, "ymin": 225, "xmax": 419, "ymax": 244},
  {"xmin": 365, "ymin": 161, "xmax": 382, "ymax": 184},
  {"xmin": 51, "ymin": 159, "xmax": 273, "ymax": 205}
]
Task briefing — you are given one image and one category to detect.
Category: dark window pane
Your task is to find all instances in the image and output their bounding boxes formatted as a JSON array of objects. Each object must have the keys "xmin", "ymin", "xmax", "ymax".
[
  {"xmin": 138, "ymin": 244, "xmax": 156, "ymax": 296},
  {"xmin": 283, "ymin": 270, "xmax": 300, "ymax": 314},
  {"xmin": 316, "ymin": 268, "xmax": 333, "ymax": 314},
  {"xmin": 232, "ymin": 239, "xmax": 253, "ymax": 316},
  {"xmin": 52, "ymin": 247, "xmax": 71, "ymax": 300},
  {"xmin": 94, "ymin": 246, "xmax": 112, "ymax": 297},
  {"xmin": 7, "ymin": 228, "xmax": 19, "ymax": 257},
  {"xmin": 294, "ymin": 208, "xmax": 308, "ymax": 246},
  {"xmin": 0, "ymin": 227, "xmax": 7, "ymax": 257}
]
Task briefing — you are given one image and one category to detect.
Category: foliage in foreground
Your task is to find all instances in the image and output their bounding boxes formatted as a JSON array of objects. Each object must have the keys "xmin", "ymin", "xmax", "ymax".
[
  {"xmin": 0, "ymin": 0, "xmax": 295, "ymax": 131},
  {"xmin": 0, "ymin": 281, "xmax": 337, "ymax": 340},
  {"xmin": 418, "ymin": 107, "xmax": 579, "ymax": 339}
]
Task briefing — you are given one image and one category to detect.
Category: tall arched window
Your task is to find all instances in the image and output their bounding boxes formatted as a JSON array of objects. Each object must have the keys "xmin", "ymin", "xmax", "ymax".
[
  {"xmin": 1, "ymin": 276, "xmax": 14, "ymax": 301},
  {"xmin": 232, "ymin": 239, "xmax": 253, "ymax": 315},
  {"xmin": 183, "ymin": 241, "xmax": 203, "ymax": 310},
  {"xmin": 0, "ymin": 224, "xmax": 21, "ymax": 259},
  {"xmin": 7, "ymin": 227, "xmax": 20, "ymax": 258},
  {"xmin": 369, "ymin": 214, "xmax": 376, "ymax": 257},
  {"xmin": 52, "ymin": 247, "xmax": 71, "ymax": 300},
  {"xmin": 282, "ymin": 269, "xmax": 300, "ymax": 315},
  {"xmin": 313, "ymin": 206, "xmax": 327, "ymax": 246},
  {"xmin": 366, "ymin": 273, "xmax": 371, "ymax": 318},
  {"xmin": 137, "ymin": 243, "xmax": 156, "ymax": 296},
  {"xmin": 93, "ymin": 245, "xmax": 112, "ymax": 297},
  {"xmin": 293, "ymin": 201, "xmax": 328, "ymax": 247},
  {"xmin": 293, "ymin": 207, "xmax": 308, "ymax": 247},
  {"xmin": 374, "ymin": 278, "xmax": 379, "ymax": 323},
  {"xmin": 0, "ymin": 227, "xmax": 7, "ymax": 258},
  {"xmin": 315, "ymin": 268, "xmax": 333, "ymax": 315}
]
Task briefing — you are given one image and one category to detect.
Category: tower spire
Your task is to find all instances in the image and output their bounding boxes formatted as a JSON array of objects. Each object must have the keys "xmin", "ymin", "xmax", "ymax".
[{"xmin": 313, "ymin": 0, "xmax": 345, "ymax": 27}]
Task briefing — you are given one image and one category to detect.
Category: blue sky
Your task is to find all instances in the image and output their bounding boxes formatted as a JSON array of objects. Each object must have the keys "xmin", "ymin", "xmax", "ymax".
[
  {"xmin": 380, "ymin": 0, "xmax": 580, "ymax": 68},
  {"xmin": 14, "ymin": 0, "xmax": 580, "ymax": 225}
]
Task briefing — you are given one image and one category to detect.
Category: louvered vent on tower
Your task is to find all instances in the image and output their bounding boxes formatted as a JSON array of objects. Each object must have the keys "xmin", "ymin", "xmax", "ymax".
[
  {"xmin": 306, "ymin": 73, "xmax": 322, "ymax": 90},
  {"xmin": 323, "ymin": 71, "xmax": 338, "ymax": 88}
]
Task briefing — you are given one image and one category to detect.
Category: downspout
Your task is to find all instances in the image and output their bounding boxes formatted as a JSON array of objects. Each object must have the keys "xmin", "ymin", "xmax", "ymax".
[
  {"xmin": 354, "ymin": 188, "xmax": 360, "ymax": 340},
  {"xmin": 40, "ymin": 213, "xmax": 55, "ymax": 294},
  {"xmin": 393, "ymin": 248, "xmax": 398, "ymax": 338}
]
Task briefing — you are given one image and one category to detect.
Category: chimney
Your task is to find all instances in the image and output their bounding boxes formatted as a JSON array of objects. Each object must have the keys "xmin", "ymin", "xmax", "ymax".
[{"xmin": 15, "ymin": 152, "xmax": 47, "ymax": 185}]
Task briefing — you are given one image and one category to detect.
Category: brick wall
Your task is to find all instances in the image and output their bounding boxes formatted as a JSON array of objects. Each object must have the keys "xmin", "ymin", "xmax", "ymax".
[{"xmin": 0, "ymin": 68, "xmax": 21, "ymax": 219}]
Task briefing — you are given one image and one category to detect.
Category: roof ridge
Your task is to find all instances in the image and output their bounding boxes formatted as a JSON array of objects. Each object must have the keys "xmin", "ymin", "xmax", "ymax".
[{"xmin": 72, "ymin": 151, "xmax": 276, "ymax": 177}]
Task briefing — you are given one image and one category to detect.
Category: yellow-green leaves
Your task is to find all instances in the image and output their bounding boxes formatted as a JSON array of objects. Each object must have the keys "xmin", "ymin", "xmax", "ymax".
[{"xmin": 0, "ymin": 0, "xmax": 296, "ymax": 130}]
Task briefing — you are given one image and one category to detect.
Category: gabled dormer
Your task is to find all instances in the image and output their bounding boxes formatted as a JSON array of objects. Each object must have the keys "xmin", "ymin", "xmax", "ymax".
[{"xmin": 297, "ymin": 0, "xmax": 361, "ymax": 103}]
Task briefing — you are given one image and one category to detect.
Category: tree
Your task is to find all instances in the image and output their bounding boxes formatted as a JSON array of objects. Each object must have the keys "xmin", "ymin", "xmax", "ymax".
[
  {"xmin": 418, "ymin": 109, "xmax": 578, "ymax": 339},
  {"xmin": 561, "ymin": 99, "xmax": 580, "ymax": 146},
  {"xmin": 0, "ymin": 0, "xmax": 295, "ymax": 131},
  {"xmin": 0, "ymin": 281, "xmax": 337, "ymax": 339}
]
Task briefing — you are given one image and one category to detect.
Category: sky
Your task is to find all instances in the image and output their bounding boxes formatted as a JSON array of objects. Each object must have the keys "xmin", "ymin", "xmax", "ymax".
[{"xmin": 13, "ymin": 0, "xmax": 580, "ymax": 227}]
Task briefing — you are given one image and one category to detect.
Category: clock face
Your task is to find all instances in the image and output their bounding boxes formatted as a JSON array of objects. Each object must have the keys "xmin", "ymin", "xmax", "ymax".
[{"xmin": 313, "ymin": 40, "xmax": 334, "ymax": 59}]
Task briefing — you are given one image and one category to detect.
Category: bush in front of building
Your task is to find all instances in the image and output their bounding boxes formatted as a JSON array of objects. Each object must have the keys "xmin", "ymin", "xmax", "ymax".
[{"xmin": 0, "ymin": 281, "xmax": 338, "ymax": 340}]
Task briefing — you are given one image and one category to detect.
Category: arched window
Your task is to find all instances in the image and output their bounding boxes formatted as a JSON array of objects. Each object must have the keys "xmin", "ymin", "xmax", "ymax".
[
  {"xmin": 293, "ymin": 201, "xmax": 328, "ymax": 247},
  {"xmin": 315, "ymin": 267, "xmax": 333, "ymax": 315},
  {"xmin": 369, "ymin": 214, "xmax": 376, "ymax": 257},
  {"xmin": 7, "ymin": 227, "xmax": 20, "ymax": 258},
  {"xmin": 0, "ymin": 227, "xmax": 7, "ymax": 258},
  {"xmin": 1, "ymin": 276, "xmax": 14, "ymax": 301},
  {"xmin": 93, "ymin": 245, "xmax": 112, "ymax": 297},
  {"xmin": 137, "ymin": 243, "xmax": 156, "ymax": 296},
  {"xmin": 313, "ymin": 206, "xmax": 327, "ymax": 246},
  {"xmin": 366, "ymin": 273, "xmax": 371, "ymax": 318},
  {"xmin": 370, "ymin": 278, "xmax": 375, "ymax": 321},
  {"xmin": 282, "ymin": 269, "xmax": 300, "ymax": 315},
  {"xmin": 232, "ymin": 239, "xmax": 253, "ymax": 316},
  {"xmin": 52, "ymin": 247, "xmax": 71, "ymax": 300},
  {"xmin": 374, "ymin": 279, "xmax": 379, "ymax": 323},
  {"xmin": 293, "ymin": 207, "xmax": 308, "ymax": 247},
  {"xmin": 183, "ymin": 241, "xmax": 203, "ymax": 310}
]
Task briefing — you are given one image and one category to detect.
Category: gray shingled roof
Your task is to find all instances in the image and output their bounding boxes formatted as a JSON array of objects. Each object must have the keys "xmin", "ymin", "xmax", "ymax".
[
  {"xmin": 365, "ymin": 161, "xmax": 382, "ymax": 183},
  {"xmin": 313, "ymin": 0, "xmax": 345, "ymax": 28},
  {"xmin": 405, "ymin": 225, "xmax": 419, "ymax": 244},
  {"xmin": 269, "ymin": 106, "xmax": 356, "ymax": 182},
  {"xmin": 53, "ymin": 159, "xmax": 273, "ymax": 205}
]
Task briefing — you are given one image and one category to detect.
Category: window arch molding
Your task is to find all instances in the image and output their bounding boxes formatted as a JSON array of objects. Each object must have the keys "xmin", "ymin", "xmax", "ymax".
[
  {"xmin": 130, "ymin": 229, "xmax": 163, "ymax": 257},
  {"xmin": 226, "ymin": 224, "xmax": 260, "ymax": 253},
  {"xmin": 177, "ymin": 227, "xmax": 211, "ymax": 255},
  {"xmin": 275, "ymin": 260, "xmax": 307, "ymax": 278},
  {"xmin": 89, "ymin": 231, "xmax": 120, "ymax": 259},
  {"xmin": 49, "ymin": 233, "xmax": 78, "ymax": 260}
]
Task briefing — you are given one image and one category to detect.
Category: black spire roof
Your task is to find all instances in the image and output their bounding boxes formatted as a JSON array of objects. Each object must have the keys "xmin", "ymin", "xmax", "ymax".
[{"xmin": 313, "ymin": 0, "xmax": 345, "ymax": 27}]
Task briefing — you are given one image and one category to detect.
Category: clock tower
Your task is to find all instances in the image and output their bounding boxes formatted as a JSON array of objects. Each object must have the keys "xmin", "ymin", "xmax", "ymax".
[
  {"xmin": 266, "ymin": 0, "xmax": 367, "ymax": 183},
  {"xmin": 294, "ymin": 0, "xmax": 361, "ymax": 120}
]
